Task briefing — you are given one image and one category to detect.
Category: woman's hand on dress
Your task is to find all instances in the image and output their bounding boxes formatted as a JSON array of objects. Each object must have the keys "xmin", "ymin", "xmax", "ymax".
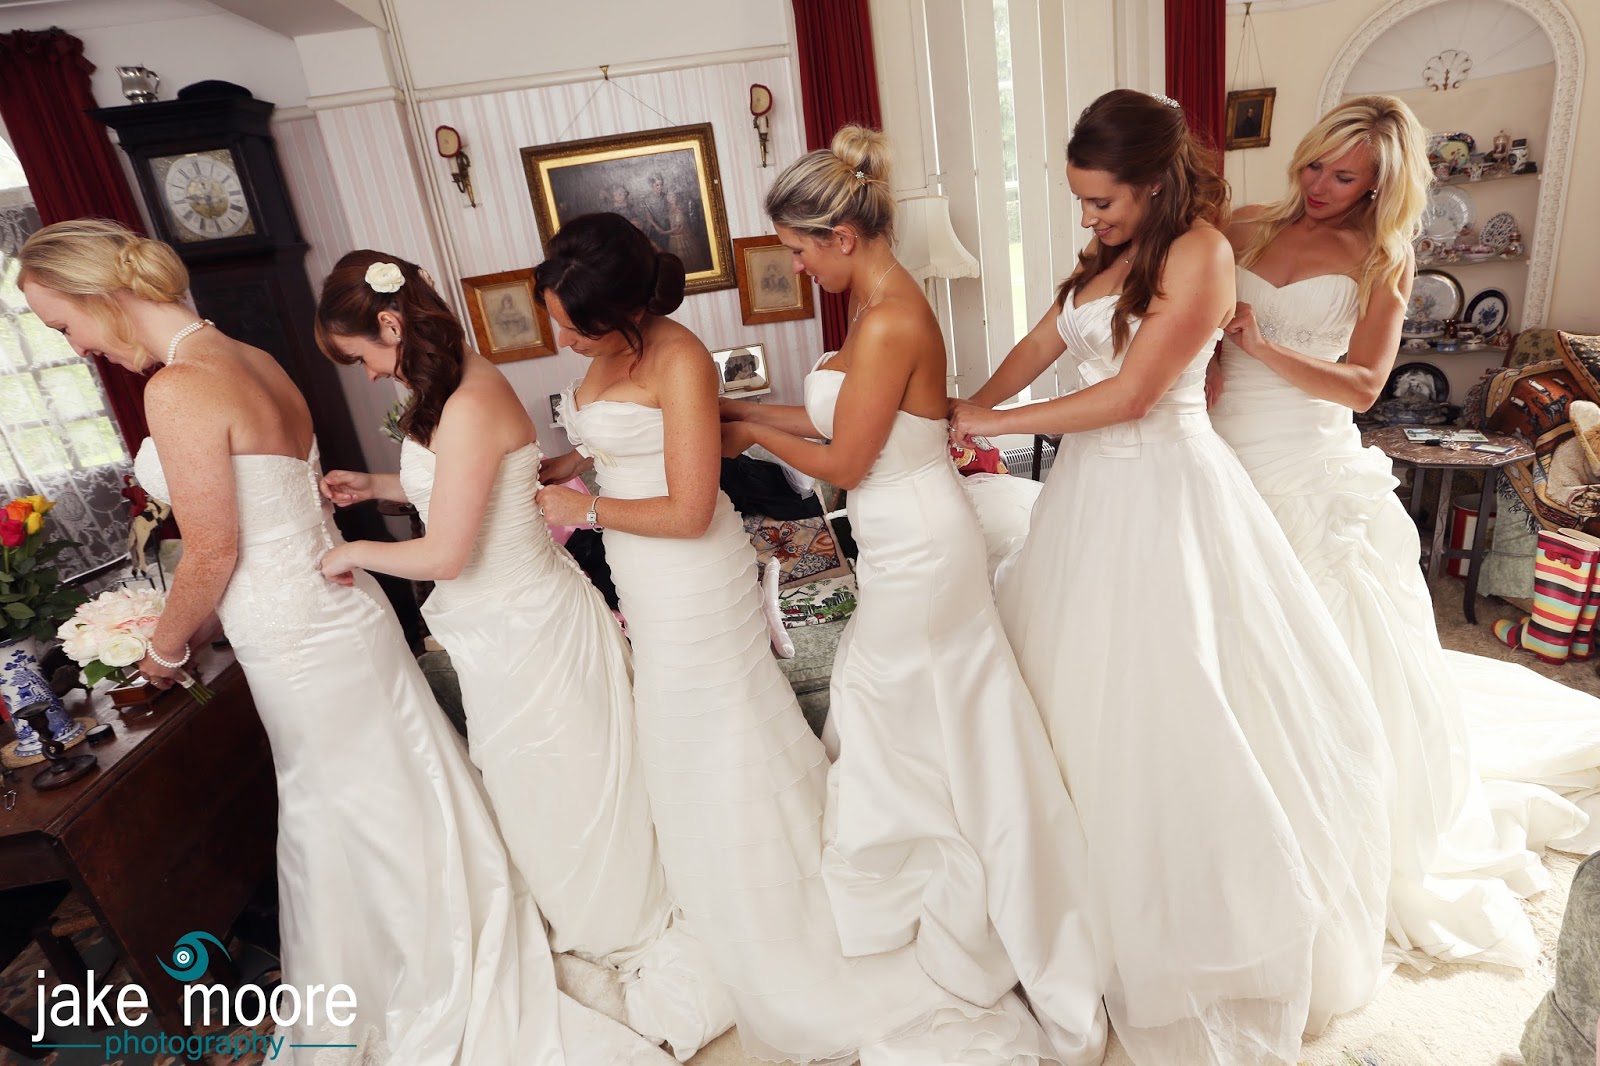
[
  {"xmin": 539, "ymin": 450, "xmax": 586, "ymax": 486},
  {"xmin": 720, "ymin": 421, "xmax": 756, "ymax": 458},
  {"xmin": 949, "ymin": 399, "xmax": 1005, "ymax": 450},
  {"xmin": 317, "ymin": 544, "xmax": 358, "ymax": 587},
  {"xmin": 534, "ymin": 484, "xmax": 591, "ymax": 527},
  {"xmin": 321, "ymin": 469, "xmax": 374, "ymax": 507},
  {"xmin": 1223, "ymin": 302, "xmax": 1267, "ymax": 359},
  {"xmin": 1204, "ymin": 354, "xmax": 1224, "ymax": 409}
]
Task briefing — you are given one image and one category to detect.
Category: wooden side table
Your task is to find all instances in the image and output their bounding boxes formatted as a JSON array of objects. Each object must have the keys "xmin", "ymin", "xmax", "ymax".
[{"xmin": 1361, "ymin": 426, "xmax": 1535, "ymax": 623}]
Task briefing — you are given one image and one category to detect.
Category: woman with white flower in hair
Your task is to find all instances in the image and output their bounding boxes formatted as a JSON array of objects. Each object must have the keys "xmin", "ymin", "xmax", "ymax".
[
  {"xmin": 315, "ymin": 249, "xmax": 734, "ymax": 1057},
  {"xmin": 19, "ymin": 221, "xmax": 680, "ymax": 1064}
]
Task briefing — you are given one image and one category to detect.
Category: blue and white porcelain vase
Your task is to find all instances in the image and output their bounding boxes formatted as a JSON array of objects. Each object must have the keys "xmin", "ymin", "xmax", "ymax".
[{"xmin": 0, "ymin": 637, "xmax": 82, "ymax": 754}]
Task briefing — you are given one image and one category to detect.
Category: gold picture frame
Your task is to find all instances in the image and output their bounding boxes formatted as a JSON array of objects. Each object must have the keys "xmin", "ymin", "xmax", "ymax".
[
  {"xmin": 1224, "ymin": 88, "xmax": 1276, "ymax": 151},
  {"xmin": 461, "ymin": 268, "xmax": 556, "ymax": 363},
  {"xmin": 732, "ymin": 235, "xmax": 815, "ymax": 325},
  {"xmin": 521, "ymin": 123, "xmax": 735, "ymax": 295}
]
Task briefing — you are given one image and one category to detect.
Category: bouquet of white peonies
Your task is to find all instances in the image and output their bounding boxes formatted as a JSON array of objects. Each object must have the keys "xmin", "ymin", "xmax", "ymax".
[{"xmin": 55, "ymin": 587, "xmax": 213, "ymax": 702}]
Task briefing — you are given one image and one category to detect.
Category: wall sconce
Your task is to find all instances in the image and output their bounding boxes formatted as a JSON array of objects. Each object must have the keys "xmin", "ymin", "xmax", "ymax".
[
  {"xmin": 749, "ymin": 84, "xmax": 773, "ymax": 167},
  {"xmin": 434, "ymin": 125, "xmax": 476, "ymax": 208}
]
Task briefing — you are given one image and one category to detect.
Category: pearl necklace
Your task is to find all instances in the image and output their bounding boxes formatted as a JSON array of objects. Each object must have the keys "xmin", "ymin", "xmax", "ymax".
[
  {"xmin": 852, "ymin": 263, "xmax": 900, "ymax": 324},
  {"xmin": 164, "ymin": 319, "xmax": 213, "ymax": 366}
]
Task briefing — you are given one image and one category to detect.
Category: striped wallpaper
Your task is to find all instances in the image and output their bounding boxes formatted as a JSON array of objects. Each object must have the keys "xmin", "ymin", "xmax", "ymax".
[{"xmin": 275, "ymin": 56, "xmax": 823, "ymax": 455}]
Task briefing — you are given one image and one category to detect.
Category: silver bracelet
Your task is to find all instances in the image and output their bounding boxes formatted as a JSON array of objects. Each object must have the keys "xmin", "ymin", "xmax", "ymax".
[{"xmin": 147, "ymin": 642, "xmax": 191, "ymax": 670}]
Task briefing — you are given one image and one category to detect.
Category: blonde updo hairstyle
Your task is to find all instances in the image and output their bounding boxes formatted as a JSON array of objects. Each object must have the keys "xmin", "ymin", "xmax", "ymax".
[
  {"xmin": 18, "ymin": 219, "xmax": 190, "ymax": 371},
  {"xmin": 765, "ymin": 125, "xmax": 896, "ymax": 243},
  {"xmin": 1240, "ymin": 95, "xmax": 1431, "ymax": 315}
]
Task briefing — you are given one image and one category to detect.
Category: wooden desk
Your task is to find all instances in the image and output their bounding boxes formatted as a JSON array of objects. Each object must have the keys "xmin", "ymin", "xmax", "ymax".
[
  {"xmin": 1361, "ymin": 426, "xmax": 1535, "ymax": 624},
  {"xmin": 0, "ymin": 656, "xmax": 276, "ymax": 1032}
]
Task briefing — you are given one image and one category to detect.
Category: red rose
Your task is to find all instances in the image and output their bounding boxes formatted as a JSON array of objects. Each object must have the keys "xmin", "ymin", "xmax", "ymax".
[{"xmin": 0, "ymin": 517, "xmax": 24, "ymax": 548}]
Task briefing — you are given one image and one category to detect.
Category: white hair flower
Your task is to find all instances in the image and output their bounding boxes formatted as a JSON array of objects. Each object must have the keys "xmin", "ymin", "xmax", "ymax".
[{"xmin": 365, "ymin": 262, "xmax": 405, "ymax": 294}]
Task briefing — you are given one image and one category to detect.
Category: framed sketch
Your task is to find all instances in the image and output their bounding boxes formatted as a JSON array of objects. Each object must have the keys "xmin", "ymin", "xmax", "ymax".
[
  {"xmin": 732, "ymin": 235, "xmax": 814, "ymax": 325},
  {"xmin": 548, "ymin": 392, "xmax": 564, "ymax": 423},
  {"xmin": 461, "ymin": 268, "xmax": 556, "ymax": 363},
  {"xmin": 1225, "ymin": 88, "xmax": 1276, "ymax": 150},
  {"xmin": 712, "ymin": 343, "xmax": 771, "ymax": 398},
  {"xmin": 521, "ymin": 123, "xmax": 735, "ymax": 295}
]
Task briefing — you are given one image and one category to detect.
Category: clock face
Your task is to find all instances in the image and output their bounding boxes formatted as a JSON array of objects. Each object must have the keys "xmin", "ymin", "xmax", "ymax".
[{"xmin": 151, "ymin": 149, "xmax": 256, "ymax": 243}]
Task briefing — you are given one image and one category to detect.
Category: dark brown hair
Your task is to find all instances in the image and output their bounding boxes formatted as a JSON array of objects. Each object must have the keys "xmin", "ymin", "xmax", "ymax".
[
  {"xmin": 314, "ymin": 250, "xmax": 464, "ymax": 447},
  {"xmin": 533, "ymin": 213, "xmax": 684, "ymax": 357},
  {"xmin": 1057, "ymin": 89, "xmax": 1230, "ymax": 352}
]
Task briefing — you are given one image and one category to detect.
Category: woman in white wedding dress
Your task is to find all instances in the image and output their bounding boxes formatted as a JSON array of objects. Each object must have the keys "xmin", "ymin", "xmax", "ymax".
[
  {"xmin": 1207, "ymin": 96, "xmax": 1597, "ymax": 971},
  {"xmin": 535, "ymin": 211, "xmax": 1064, "ymax": 1064},
  {"xmin": 951, "ymin": 90, "xmax": 1394, "ymax": 1065},
  {"xmin": 717, "ymin": 125, "xmax": 1107, "ymax": 1065},
  {"xmin": 19, "ymin": 220, "xmax": 673, "ymax": 1065},
  {"xmin": 308, "ymin": 250, "xmax": 729, "ymax": 1055}
]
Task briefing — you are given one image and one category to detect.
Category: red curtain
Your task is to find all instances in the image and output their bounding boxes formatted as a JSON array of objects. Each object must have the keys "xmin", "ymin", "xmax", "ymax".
[
  {"xmin": 0, "ymin": 28, "xmax": 151, "ymax": 448},
  {"xmin": 791, "ymin": 0, "xmax": 883, "ymax": 351},
  {"xmin": 1164, "ymin": 0, "xmax": 1226, "ymax": 156}
]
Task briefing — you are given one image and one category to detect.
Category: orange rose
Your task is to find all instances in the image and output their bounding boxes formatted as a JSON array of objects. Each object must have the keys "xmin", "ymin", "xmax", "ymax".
[{"xmin": 4, "ymin": 500, "xmax": 32, "ymax": 523}]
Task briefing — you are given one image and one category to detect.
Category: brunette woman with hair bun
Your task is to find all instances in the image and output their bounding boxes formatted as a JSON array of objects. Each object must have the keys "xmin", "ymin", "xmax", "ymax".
[
  {"xmin": 313, "ymin": 247, "xmax": 732, "ymax": 1058},
  {"xmin": 954, "ymin": 89, "xmax": 1395, "ymax": 1062},
  {"xmin": 19, "ymin": 221, "xmax": 673, "ymax": 1063},
  {"xmin": 537, "ymin": 212, "xmax": 1057, "ymax": 1063}
]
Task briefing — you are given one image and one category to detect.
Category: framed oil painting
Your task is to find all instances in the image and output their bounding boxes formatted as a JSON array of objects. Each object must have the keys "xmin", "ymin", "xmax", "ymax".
[
  {"xmin": 1225, "ymin": 88, "xmax": 1276, "ymax": 150},
  {"xmin": 521, "ymin": 123, "xmax": 735, "ymax": 295},
  {"xmin": 732, "ymin": 235, "xmax": 814, "ymax": 325},
  {"xmin": 461, "ymin": 268, "xmax": 556, "ymax": 363}
]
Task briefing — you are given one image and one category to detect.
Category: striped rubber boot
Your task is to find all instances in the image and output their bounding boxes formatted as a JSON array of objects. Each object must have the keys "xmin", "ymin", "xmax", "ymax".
[
  {"xmin": 1562, "ymin": 528, "xmax": 1600, "ymax": 660},
  {"xmin": 1493, "ymin": 531, "xmax": 1600, "ymax": 663}
]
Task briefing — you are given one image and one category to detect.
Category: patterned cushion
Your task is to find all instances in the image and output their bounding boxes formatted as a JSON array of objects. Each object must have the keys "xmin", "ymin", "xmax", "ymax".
[
  {"xmin": 1506, "ymin": 328, "xmax": 1568, "ymax": 369},
  {"xmin": 1555, "ymin": 330, "xmax": 1600, "ymax": 402},
  {"xmin": 1483, "ymin": 359, "xmax": 1586, "ymax": 448},
  {"xmin": 743, "ymin": 512, "xmax": 852, "ymax": 588}
]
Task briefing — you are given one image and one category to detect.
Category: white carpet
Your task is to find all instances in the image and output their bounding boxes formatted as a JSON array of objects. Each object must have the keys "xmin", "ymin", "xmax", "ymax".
[{"xmin": 558, "ymin": 847, "xmax": 1571, "ymax": 1066}]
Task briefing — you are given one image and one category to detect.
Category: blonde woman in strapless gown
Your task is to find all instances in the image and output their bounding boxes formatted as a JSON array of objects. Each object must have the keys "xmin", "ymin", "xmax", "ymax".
[
  {"xmin": 1209, "ymin": 98, "xmax": 1594, "ymax": 975},
  {"xmin": 21, "ymin": 220, "xmax": 672, "ymax": 1064}
]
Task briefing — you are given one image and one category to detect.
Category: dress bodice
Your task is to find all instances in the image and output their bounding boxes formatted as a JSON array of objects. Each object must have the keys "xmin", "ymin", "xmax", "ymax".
[
  {"xmin": 1210, "ymin": 268, "xmax": 1361, "ymax": 455},
  {"xmin": 134, "ymin": 436, "xmax": 334, "ymax": 554},
  {"xmin": 803, "ymin": 356, "xmax": 949, "ymax": 486},
  {"xmin": 133, "ymin": 436, "xmax": 344, "ymax": 653},
  {"xmin": 557, "ymin": 382, "xmax": 671, "ymax": 500},
  {"xmin": 1055, "ymin": 294, "xmax": 1221, "ymax": 455},
  {"xmin": 399, "ymin": 438, "xmax": 573, "ymax": 597}
]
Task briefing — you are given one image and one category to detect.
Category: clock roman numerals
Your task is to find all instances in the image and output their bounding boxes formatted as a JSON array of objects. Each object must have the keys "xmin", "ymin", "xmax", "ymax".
[{"xmin": 155, "ymin": 150, "xmax": 254, "ymax": 242}]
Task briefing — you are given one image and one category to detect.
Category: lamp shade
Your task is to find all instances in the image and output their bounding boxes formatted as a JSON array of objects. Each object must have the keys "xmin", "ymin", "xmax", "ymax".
[{"xmin": 894, "ymin": 195, "xmax": 979, "ymax": 283}]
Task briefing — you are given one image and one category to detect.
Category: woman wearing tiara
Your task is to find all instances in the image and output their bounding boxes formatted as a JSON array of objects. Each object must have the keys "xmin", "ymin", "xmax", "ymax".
[{"xmin": 953, "ymin": 90, "xmax": 1393, "ymax": 1064}]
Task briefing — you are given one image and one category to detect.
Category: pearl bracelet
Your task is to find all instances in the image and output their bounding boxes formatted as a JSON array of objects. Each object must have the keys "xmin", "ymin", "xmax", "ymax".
[{"xmin": 147, "ymin": 642, "xmax": 191, "ymax": 670}]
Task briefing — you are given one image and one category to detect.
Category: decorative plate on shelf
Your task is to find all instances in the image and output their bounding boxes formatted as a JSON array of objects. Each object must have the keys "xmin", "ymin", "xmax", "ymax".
[
  {"xmin": 1465, "ymin": 288, "xmax": 1511, "ymax": 336},
  {"xmin": 1383, "ymin": 361, "xmax": 1451, "ymax": 405},
  {"xmin": 1405, "ymin": 269, "xmax": 1464, "ymax": 332},
  {"xmin": 1480, "ymin": 211, "xmax": 1519, "ymax": 251},
  {"xmin": 1421, "ymin": 186, "xmax": 1474, "ymax": 240}
]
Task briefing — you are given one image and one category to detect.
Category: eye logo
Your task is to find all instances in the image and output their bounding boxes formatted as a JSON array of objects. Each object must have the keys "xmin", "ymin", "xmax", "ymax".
[{"xmin": 158, "ymin": 931, "xmax": 230, "ymax": 981}]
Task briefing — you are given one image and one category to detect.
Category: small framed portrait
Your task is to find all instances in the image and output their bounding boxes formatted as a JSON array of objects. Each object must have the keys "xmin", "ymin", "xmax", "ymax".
[
  {"xmin": 461, "ymin": 268, "xmax": 556, "ymax": 363},
  {"xmin": 548, "ymin": 392, "xmax": 564, "ymax": 423},
  {"xmin": 712, "ymin": 343, "xmax": 771, "ymax": 398},
  {"xmin": 1224, "ymin": 88, "xmax": 1276, "ymax": 150},
  {"xmin": 732, "ymin": 235, "xmax": 814, "ymax": 325},
  {"xmin": 521, "ymin": 122, "xmax": 735, "ymax": 295}
]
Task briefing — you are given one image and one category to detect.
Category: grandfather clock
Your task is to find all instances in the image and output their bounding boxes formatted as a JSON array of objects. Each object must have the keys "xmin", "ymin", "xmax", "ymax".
[{"xmin": 92, "ymin": 83, "xmax": 424, "ymax": 645}]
